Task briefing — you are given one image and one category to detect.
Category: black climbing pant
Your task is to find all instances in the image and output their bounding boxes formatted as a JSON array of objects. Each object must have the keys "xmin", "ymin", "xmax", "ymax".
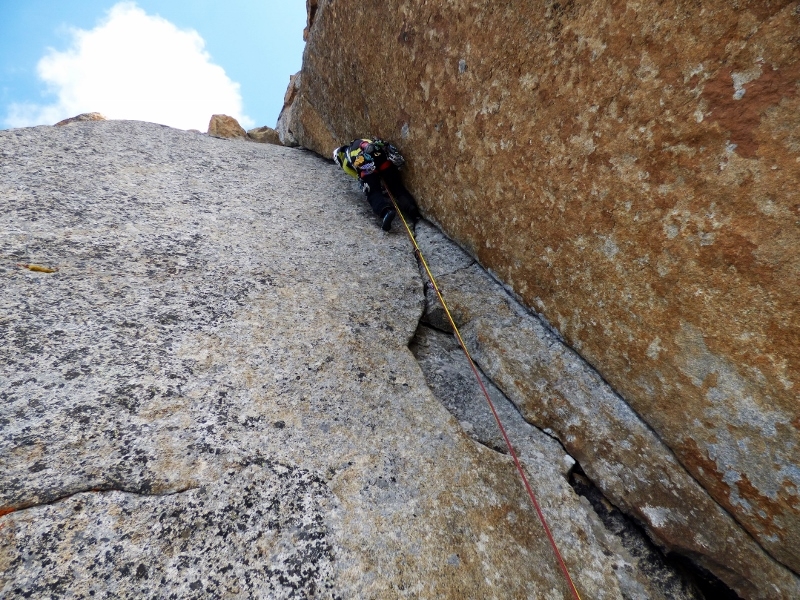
[{"xmin": 361, "ymin": 167, "xmax": 420, "ymax": 223}]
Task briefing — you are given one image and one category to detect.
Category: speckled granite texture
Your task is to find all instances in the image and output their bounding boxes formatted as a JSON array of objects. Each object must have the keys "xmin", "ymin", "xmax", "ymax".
[
  {"xmin": 0, "ymin": 120, "xmax": 697, "ymax": 599},
  {"xmin": 411, "ymin": 322, "xmax": 705, "ymax": 600},
  {"xmin": 411, "ymin": 222, "xmax": 800, "ymax": 599},
  {"xmin": 283, "ymin": 1, "xmax": 800, "ymax": 585}
]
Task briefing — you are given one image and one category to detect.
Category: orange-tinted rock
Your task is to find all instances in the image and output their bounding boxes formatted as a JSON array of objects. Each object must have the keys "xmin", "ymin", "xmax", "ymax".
[
  {"xmin": 246, "ymin": 126, "xmax": 282, "ymax": 145},
  {"xmin": 285, "ymin": 0, "xmax": 800, "ymax": 588},
  {"xmin": 207, "ymin": 114, "xmax": 246, "ymax": 139},
  {"xmin": 54, "ymin": 112, "xmax": 105, "ymax": 126}
]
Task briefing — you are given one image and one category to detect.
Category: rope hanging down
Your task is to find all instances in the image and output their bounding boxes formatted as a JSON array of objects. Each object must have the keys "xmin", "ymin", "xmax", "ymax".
[{"xmin": 381, "ymin": 180, "xmax": 583, "ymax": 600}]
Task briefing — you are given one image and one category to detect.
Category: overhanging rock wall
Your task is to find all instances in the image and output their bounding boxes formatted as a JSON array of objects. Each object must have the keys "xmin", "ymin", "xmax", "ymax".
[{"xmin": 281, "ymin": 0, "xmax": 800, "ymax": 590}]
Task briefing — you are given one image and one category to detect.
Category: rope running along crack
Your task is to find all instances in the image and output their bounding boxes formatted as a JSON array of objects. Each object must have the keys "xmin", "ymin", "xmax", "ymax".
[{"xmin": 382, "ymin": 178, "xmax": 583, "ymax": 600}]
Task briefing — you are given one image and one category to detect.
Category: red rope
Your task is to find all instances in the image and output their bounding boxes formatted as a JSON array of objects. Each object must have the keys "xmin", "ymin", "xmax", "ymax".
[{"xmin": 382, "ymin": 181, "xmax": 582, "ymax": 600}]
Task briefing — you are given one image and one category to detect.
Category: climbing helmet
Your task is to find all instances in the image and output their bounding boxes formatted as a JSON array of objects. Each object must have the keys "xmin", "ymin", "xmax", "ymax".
[{"xmin": 333, "ymin": 145, "xmax": 346, "ymax": 166}]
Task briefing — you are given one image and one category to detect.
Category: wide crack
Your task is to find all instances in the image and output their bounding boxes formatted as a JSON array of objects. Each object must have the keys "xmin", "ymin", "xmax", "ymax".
[
  {"xmin": 410, "ymin": 318, "xmax": 738, "ymax": 599},
  {"xmin": 569, "ymin": 466, "xmax": 741, "ymax": 600},
  {"xmin": 406, "ymin": 221, "xmax": 739, "ymax": 599}
]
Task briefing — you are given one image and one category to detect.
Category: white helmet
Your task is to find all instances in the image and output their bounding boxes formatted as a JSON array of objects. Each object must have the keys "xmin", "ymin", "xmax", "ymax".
[{"xmin": 332, "ymin": 145, "xmax": 346, "ymax": 166}]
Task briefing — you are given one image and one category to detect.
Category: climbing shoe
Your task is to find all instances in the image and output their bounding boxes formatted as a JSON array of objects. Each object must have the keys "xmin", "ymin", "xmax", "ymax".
[{"xmin": 381, "ymin": 209, "xmax": 396, "ymax": 231}]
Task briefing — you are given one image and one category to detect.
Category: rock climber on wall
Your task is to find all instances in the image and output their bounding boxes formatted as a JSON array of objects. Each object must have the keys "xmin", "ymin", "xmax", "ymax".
[{"xmin": 333, "ymin": 138, "xmax": 420, "ymax": 231}]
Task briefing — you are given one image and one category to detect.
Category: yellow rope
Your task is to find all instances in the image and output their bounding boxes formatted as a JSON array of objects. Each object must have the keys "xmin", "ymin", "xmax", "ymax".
[{"xmin": 382, "ymin": 181, "xmax": 583, "ymax": 600}]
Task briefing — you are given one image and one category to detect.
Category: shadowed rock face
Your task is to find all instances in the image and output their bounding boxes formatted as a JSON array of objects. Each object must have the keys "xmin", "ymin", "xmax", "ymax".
[
  {"xmin": 282, "ymin": 0, "xmax": 800, "ymax": 582},
  {"xmin": 1, "ymin": 120, "xmax": 703, "ymax": 599}
]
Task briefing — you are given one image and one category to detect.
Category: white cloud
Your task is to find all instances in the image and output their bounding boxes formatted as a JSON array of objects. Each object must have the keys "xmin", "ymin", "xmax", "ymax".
[{"xmin": 5, "ymin": 2, "xmax": 253, "ymax": 130}]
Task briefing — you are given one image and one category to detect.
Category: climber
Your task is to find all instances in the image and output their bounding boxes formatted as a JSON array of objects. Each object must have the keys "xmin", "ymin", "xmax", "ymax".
[{"xmin": 332, "ymin": 138, "xmax": 420, "ymax": 231}]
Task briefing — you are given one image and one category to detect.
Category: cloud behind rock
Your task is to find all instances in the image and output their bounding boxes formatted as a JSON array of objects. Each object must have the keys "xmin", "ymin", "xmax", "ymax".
[{"xmin": 4, "ymin": 2, "xmax": 252, "ymax": 130}]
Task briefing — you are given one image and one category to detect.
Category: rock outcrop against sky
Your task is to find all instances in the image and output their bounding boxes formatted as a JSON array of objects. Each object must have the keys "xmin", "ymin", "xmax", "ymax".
[
  {"xmin": 0, "ymin": 120, "xmax": 723, "ymax": 598},
  {"xmin": 207, "ymin": 113, "xmax": 247, "ymax": 139},
  {"xmin": 281, "ymin": 0, "xmax": 800, "ymax": 591}
]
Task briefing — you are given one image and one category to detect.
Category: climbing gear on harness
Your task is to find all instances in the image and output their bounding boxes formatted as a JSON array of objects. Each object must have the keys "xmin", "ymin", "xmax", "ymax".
[
  {"xmin": 381, "ymin": 178, "xmax": 584, "ymax": 600},
  {"xmin": 344, "ymin": 139, "xmax": 398, "ymax": 178},
  {"xmin": 334, "ymin": 139, "xmax": 407, "ymax": 182},
  {"xmin": 387, "ymin": 147, "xmax": 405, "ymax": 168}
]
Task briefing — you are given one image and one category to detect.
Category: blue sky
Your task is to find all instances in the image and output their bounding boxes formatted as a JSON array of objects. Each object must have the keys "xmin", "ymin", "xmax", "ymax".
[{"xmin": 0, "ymin": 1, "xmax": 307, "ymax": 130}]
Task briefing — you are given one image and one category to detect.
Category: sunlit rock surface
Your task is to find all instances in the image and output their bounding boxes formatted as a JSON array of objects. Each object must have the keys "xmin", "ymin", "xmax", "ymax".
[
  {"xmin": 0, "ymin": 120, "xmax": 693, "ymax": 599},
  {"xmin": 411, "ymin": 222, "xmax": 799, "ymax": 599},
  {"xmin": 55, "ymin": 112, "xmax": 106, "ymax": 127},
  {"xmin": 247, "ymin": 125, "xmax": 282, "ymax": 145},
  {"xmin": 283, "ymin": 0, "xmax": 800, "ymax": 588},
  {"xmin": 207, "ymin": 114, "xmax": 246, "ymax": 139}
]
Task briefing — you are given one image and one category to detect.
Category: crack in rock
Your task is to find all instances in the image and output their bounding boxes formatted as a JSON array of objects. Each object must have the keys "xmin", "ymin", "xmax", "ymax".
[
  {"xmin": 408, "ymin": 219, "xmax": 799, "ymax": 599},
  {"xmin": 409, "ymin": 222, "xmax": 737, "ymax": 600},
  {"xmin": 1, "ymin": 485, "xmax": 198, "ymax": 517}
]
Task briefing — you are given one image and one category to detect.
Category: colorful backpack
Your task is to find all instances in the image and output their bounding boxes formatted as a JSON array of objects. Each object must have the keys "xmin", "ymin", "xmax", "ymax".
[{"xmin": 345, "ymin": 139, "xmax": 404, "ymax": 177}]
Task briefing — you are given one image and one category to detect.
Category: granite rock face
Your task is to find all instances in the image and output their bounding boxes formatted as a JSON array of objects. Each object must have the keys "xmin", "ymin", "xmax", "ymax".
[
  {"xmin": 412, "ymin": 222, "xmax": 800, "ymax": 599},
  {"xmin": 207, "ymin": 113, "xmax": 246, "ymax": 138},
  {"xmin": 283, "ymin": 0, "xmax": 800, "ymax": 580},
  {"xmin": 55, "ymin": 112, "xmax": 106, "ymax": 126},
  {"xmin": 0, "ymin": 120, "xmax": 688, "ymax": 598},
  {"xmin": 2, "ymin": 464, "xmax": 336, "ymax": 598},
  {"xmin": 247, "ymin": 125, "xmax": 283, "ymax": 145},
  {"xmin": 276, "ymin": 73, "xmax": 302, "ymax": 147},
  {"xmin": 411, "ymin": 323, "xmax": 705, "ymax": 600}
]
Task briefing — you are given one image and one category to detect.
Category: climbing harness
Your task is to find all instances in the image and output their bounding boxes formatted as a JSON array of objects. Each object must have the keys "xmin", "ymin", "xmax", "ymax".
[{"xmin": 381, "ymin": 179, "xmax": 583, "ymax": 600}]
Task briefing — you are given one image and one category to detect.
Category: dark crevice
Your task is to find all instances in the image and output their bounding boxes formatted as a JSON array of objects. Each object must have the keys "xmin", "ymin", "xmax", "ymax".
[
  {"xmin": 430, "ymin": 230, "xmax": 782, "ymax": 579},
  {"xmin": 666, "ymin": 555, "xmax": 743, "ymax": 600},
  {"xmin": 418, "ymin": 315, "xmax": 452, "ymax": 335},
  {"xmin": 569, "ymin": 464, "xmax": 740, "ymax": 600},
  {"xmin": 470, "ymin": 436, "xmax": 509, "ymax": 456}
]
